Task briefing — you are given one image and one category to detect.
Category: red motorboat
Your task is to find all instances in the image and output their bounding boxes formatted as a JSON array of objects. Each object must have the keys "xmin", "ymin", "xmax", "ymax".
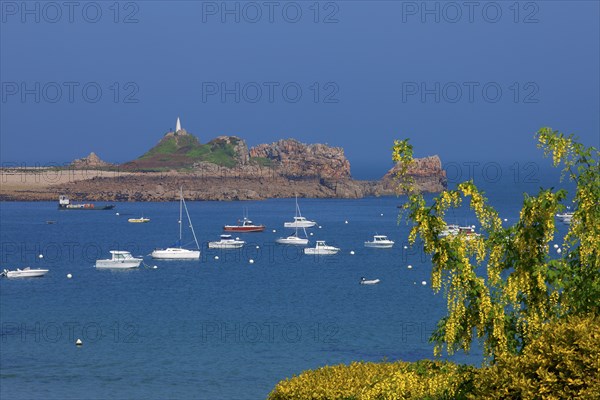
[{"xmin": 223, "ymin": 217, "xmax": 265, "ymax": 232}]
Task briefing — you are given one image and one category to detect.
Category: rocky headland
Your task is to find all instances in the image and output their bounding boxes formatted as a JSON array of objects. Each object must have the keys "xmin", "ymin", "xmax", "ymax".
[{"xmin": 0, "ymin": 127, "xmax": 446, "ymax": 202}]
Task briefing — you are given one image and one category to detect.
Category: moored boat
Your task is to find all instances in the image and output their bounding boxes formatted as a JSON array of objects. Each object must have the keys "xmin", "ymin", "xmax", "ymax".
[
  {"xmin": 364, "ymin": 235, "xmax": 394, "ymax": 248},
  {"xmin": 128, "ymin": 217, "xmax": 150, "ymax": 223},
  {"xmin": 208, "ymin": 234, "xmax": 245, "ymax": 249},
  {"xmin": 58, "ymin": 195, "xmax": 114, "ymax": 210},
  {"xmin": 95, "ymin": 251, "xmax": 142, "ymax": 269},
  {"xmin": 276, "ymin": 233, "xmax": 309, "ymax": 245},
  {"xmin": 284, "ymin": 216, "xmax": 317, "ymax": 228},
  {"xmin": 439, "ymin": 224, "xmax": 480, "ymax": 239},
  {"xmin": 1, "ymin": 267, "xmax": 49, "ymax": 278},
  {"xmin": 556, "ymin": 212, "xmax": 574, "ymax": 224},
  {"xmin": 360, "ymin": 277, "xmax": 380, "ymax": 285},
  {"xmin": 304, "ymin": 240, "xmax": 340, "ymax": 255},
  {"xmin": 151, "ymin": 188, "xmax": 201, "ymax": 260},
  {"xmin": 224, "ymin": 217, "xmax": 265, "ymax": 233},
  {"xmin": 284, "ymin": 197, "xmax": 317, "ymax": 228}
]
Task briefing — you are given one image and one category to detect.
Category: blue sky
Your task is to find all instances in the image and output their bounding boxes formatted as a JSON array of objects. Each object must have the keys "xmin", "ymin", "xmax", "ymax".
[{"xmin": 1, "ymin": 1, "xmax": 598, "ymax": 179}]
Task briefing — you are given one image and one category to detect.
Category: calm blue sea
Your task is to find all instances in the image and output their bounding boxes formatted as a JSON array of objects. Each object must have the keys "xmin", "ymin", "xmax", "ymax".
[{"xmin": 0, "ymin": 172, "xmax": 574, "ymax": 399}]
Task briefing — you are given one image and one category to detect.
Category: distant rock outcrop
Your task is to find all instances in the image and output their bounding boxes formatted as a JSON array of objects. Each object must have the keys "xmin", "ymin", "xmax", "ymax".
[
  {"xmin": 70, "ymin": 152, "xmax": 112, "ymax": 168},
  {"xmin": 381, "ymin": 155, "xmax": 447, "ymax": 192},
  {"xmin": 249, "ymin": 139, "xmax": 351, "ymax": 180}
]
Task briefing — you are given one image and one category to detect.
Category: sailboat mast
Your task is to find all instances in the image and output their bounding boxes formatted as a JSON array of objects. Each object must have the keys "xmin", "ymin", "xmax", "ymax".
[
  {"xmin": 179, "ymin": 187, "xmax": 183, "ymax": 244},
  {"xmin": 182, "ymin": 195, "xmax": 200, "ymax": 250}
]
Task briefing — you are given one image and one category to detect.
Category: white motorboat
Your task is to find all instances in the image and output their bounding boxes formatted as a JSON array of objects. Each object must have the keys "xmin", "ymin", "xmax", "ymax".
[
  {"xmin": 152, "ymin": 188, "xmax": 201, "ymax": 260},
  {"xmin": 151, "ymin": 247, "xmax": 200, "ymax": 259},
  {"xmin": 95, "ymin": 251, "xmax": 142, "ymax": 269},
  {"xmin": 457, "ymin": 226, "xmax": 480, "ymax": 239},
  {"xmin": 208, "ymin": 234, "xmax": 245, "ymax": 249},
  {"xmin": 439, "ymin": 224, "xmax": 480, "ymax": 239},
  {"xmin": 284, "ymin": 216, "xmax": 317, "ymax": 228},
  {"xmin": 360, "ymin": 277, "xmax": 380, "ymax": 285},
  {"xmin": 284, "ymin": 197, "xmax": 316, "ymax": 228},
  {"xmin": 276, "ymin": 233, "xmax": 309, "ymax": 245},
  {"xmin": 2, "ymin": 267, "xmax": 49, "ymax": 278},
  {"xmin": 304, "ymin": 240, "xmax": 340, "ymax": 255},
  {"xmin": 364, "ymin": 235, "xmax": 394, "ymax": 248},
  {"xmin": 439, "ymin": 224, "xmax": 460, "ymax": 237},
  {"xmin": 556, "ymin": 212, "xmax": 574, "ymax": 224}
]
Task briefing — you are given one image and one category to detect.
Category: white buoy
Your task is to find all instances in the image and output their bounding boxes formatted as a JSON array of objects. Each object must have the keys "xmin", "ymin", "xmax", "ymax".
[
  {"xmin": 318, "ymin": 225, "xmax": 322, "ymax": 229},
  {"xmin": 116, "ymin": 212, "xmax": 120, "ymax": 216},
  {"xmin": 350, "ymin": 250, "xmax": 355, "ymax": 255},
  {"xmin": 344, "ymin": 220, "xmax": 349, "ymax": 224},
  {"xmin": 256, "ymin": 245, "xmax": 260, "ymax": 249},
  {"xmin": 557, "ymin": 248, "xmax": 562, "ymax": 254},
  {"xmin": 249, "ymin": 259, "xmax": 254, "ymax": 264},
  {"xmin": 403, "ymin": 245, "xmax": 408, "ymax": 249},
  {"xmin": 67, "ymin": 273, "xmax": 72, "ymax": 279},
  {"xmin": 272, "ymin": 229, "xmax": 276, "ymax": 233},
  {"xmin": 407, "ymin": 265, "xmax": 412, "ymax": 269},
  {"xmin": 413, "ymin": 281, "xmax": 416, "ymax": 285},
  {"xmin": 421, "ymin": 280, "xmax": 427, "ymax": 286},
  {"xmin": 75, "ymin": 338, "xmax": 82, "ymax": 346},
  {"xmin": 380, "ymin": 213, "xmax": 384, "ymax": 216},
  {"xmin": 214, "ymin": 256, "xmax": 219, "ymax": 260},
  {"xmin": 38, "ymin": 254, "xmax": 43, "ymax": 259},
  {"xmin": 504, "ymin": 218, "xmax": 508, "ymax": 222},
  {"xmin": 153, "ymin": 265, "xmax": 158, "ymax": 269},
  {"xmin": 553, "ymin": 244, "xmax": 558, "ymax": 249},
  {"xmin": 309, "ymin": 232, "xmax": 314, "ymax": 236}
]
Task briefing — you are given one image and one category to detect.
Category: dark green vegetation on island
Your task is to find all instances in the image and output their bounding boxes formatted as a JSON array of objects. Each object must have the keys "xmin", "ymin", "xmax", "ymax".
[
  {"xmin": 269, "ymin": 128, "xmax": 600, "ymax": 399},
  {"xmin": 130, "ymin": 132, "xmax": 241, "ymax": 169}
]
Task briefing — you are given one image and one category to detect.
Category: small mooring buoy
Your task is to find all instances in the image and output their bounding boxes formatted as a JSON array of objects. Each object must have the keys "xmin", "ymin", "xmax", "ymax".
[
  {"xmin": 75, "ymin": 338, "xmax": 83, "ymax": 346},
  {"xmin": 67, "ymin": 273, "xmax": 72, "ymax": 279},
  {"xmin": 249, "ymin": 259, "xmax": 254, "ymax": 264}
]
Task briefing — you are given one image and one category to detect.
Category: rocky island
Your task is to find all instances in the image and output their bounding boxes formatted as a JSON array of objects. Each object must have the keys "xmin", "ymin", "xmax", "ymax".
[{"xmin": 0, "ymin": 121, "xmax": 446, "ymax": 201}]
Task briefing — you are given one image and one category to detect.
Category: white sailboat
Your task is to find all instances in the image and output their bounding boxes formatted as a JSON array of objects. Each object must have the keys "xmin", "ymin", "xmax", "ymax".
[
  {"xmin": 151, "ymin": 188, "xmax": 201, "ymax": 260},
  {"xmin": 284, "ymin": 197, "xmax": 316, "ymax": 228},
  {"xmin": 276, "ymin": 226, "xmax": 309, "ymax": 245}
]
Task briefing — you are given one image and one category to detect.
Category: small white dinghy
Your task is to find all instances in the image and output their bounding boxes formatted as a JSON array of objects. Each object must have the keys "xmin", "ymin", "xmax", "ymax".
[
  {"xmin": 95, "ymin": 251, "xmax": 142, "ymax": 269},
  {"xmin": 360, "ymin": 277, "xmax": 380, "ymax": 285},
  {"xmin": 2, "ymin": 267, "xmax": 49, "ymax": 278},
  {"xmin": 128, "ymin": 216, "xmax": 150, "ymax": 223},
  {"xmin": 304, "ymin": 240, "xmax": 340, "ymax": 255}
]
